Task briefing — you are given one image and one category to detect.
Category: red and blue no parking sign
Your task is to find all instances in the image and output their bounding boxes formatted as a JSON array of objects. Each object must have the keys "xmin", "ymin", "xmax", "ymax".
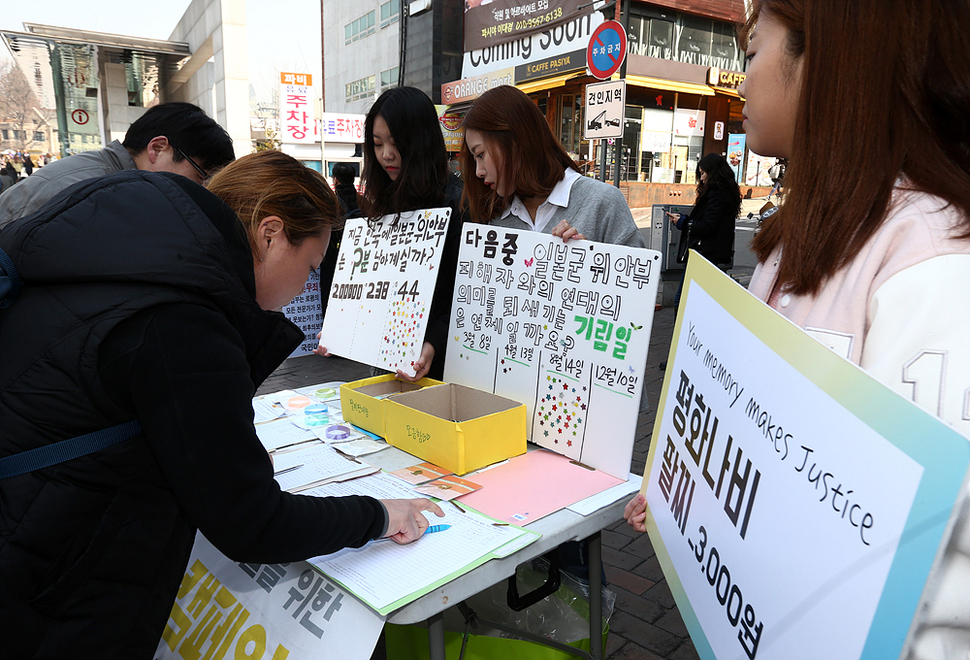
[{"xmin": 586, "ymin": 20, "xmax": 627, "ymax": 80}]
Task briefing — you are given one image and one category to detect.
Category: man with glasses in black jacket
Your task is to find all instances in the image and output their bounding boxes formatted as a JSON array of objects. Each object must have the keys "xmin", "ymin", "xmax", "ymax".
[{"xmin": 0, "ymin": 102, "xmax": 235, "ymax": 229}]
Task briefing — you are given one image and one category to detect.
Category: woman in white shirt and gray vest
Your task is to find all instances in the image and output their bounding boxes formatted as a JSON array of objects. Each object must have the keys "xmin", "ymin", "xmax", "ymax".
[{"xmin": 460, "ymin": 85, "xmax": 644, "ymax": 249}]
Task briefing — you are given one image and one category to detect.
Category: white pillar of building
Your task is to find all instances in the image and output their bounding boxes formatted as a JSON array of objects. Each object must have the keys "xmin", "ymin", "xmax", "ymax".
[{"xmin": 167, "ymin": 0, "xmax": 251, "ymax": 158}]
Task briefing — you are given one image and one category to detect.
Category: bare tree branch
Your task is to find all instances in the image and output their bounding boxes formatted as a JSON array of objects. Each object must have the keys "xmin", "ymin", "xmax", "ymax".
[{"xmin": 0, "ymin": 61, "xmax": 43, "ymax": 151}]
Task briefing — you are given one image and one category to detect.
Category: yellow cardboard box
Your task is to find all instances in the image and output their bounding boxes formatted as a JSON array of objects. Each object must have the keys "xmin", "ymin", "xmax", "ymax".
[
  {"xmin": 340, "ymin": 374, "xmax": 444, "ymax": 437},
  {"xmin": 383, "ymin": 383, "xmax": 526, "ymax": 475}
]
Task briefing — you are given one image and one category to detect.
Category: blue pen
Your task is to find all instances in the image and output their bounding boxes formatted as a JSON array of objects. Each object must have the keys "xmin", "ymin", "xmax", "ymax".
[{"xmin": 375, "ymin": 523, "xmax": 451, "ymax": 543}]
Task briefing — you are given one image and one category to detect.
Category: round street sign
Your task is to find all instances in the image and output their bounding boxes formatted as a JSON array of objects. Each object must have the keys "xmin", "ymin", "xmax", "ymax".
[
  {"xmin": 71, "ymin": 109, "xmax": 89, "ymax": 125},
  {"xmin": 586, "ymin": 20, "xmax": 627, "ymax": 80}
]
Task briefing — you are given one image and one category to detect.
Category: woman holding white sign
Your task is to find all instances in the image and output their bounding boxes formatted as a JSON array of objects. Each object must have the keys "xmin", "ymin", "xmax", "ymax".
[
  {"xmin": 460, "ymin": 85, "xmax": 645, "ymax": 248},
  {"xmin": 627, "ymin": 0, "xmax": 970, "ymax": 656},
  {"xmin": 315, "ymin": 86, "xmax": 467, "ymax": 381}
]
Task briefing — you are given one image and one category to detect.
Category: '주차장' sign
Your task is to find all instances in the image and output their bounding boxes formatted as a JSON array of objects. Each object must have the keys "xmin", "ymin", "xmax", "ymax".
[
  {"xmin": 319, "ymin": 209, "xmax": 451, "ymax": 378},
  {"xmin": 444, "ymin": 225, "xmax": 660, "ymax": 479},
  {"xmin": 155, "ymin": 533, "xmax": 385, "ymax": 660},
  {"xmin": 279, "ymin": 72, "xmax": 316, "ymax": 144},
  {"xmin": 642, "ymin": 253, "xmax": 970, "ymax": 660},
  {"xmin": 319, "ymin": 113, "xmax": 365, "ymax": 143}
]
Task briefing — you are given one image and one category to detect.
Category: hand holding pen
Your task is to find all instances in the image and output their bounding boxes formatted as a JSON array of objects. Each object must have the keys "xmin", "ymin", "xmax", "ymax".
[{"xmin": 379, "ymin": 498, "xmax": 445, "ymax": 545}]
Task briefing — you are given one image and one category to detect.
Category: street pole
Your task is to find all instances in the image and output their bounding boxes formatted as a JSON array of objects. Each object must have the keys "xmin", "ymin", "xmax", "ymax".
[{"xmin": 612, "ymin": 0, "xmax": 630, "ymax": 189}]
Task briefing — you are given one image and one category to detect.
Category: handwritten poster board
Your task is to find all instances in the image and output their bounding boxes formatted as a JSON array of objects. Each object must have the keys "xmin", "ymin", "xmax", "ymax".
[
  {"xmin": 444, "ymin": 225, "xmax": 661, "ymax": 479},
  {"xmin": 319, "ymin": 209, "xmax": 451, "ymax": 378},
  {"xmin": 642, "ymin": 253, "xmax": 970, "ymax": 660},
  {"xmin": 155, "ymin": 533, "xmax": 385, "ymax": 660},
  {"xmin": 283, "ymin": 269, "xmax": 324, "ymax": 358}
]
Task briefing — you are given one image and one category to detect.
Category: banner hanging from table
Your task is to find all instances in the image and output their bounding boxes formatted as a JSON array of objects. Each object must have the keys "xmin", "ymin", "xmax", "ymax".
[
  {"xmin": 642, "ymin": 253, "xmax": 970, "ymax": 660},
  {"xmin": 155, "ymin": 534, "xmax": 385, "ymax": 660}
]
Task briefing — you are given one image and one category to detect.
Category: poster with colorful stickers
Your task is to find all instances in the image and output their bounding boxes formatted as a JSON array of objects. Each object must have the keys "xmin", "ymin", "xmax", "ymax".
[
  {"xmin": 444, "ymin": 225, "xmax": 661, "ymax": 479},
  {"xmin": 319, "ymin": 208, "xmax": 451, "ymax": 377}
]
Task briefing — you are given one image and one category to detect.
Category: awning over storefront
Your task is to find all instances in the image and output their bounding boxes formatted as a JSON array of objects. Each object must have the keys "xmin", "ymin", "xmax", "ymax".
[
  {"xmin": 711, "ymin": 86, "xmax": 742, "ymax": 99},
  {"xmin": 625, "ymin": 75, "xmax": 715, "ymax": 96},
  {"xmin": 516, "ymin": 72, "xmax": 585, "ymax": 95}
]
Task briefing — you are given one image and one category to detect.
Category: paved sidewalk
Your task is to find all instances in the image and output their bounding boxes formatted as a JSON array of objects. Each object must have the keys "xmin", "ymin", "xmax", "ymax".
[{"xmin": 257, "ymin": 300, "xmax": 692, "ymax": 659}]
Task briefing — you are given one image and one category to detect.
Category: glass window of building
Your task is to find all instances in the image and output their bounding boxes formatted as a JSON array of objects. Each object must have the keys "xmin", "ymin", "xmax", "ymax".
[
  {"xmin": 345, "ymin": 11, "xmax": 377, "ymax": 44},
  {"xmin": 628, "ymin": 12, "xmax": 675, "ymax": 60},
  {"xmin": 380, "ymin": 67, "xmax": 399, "ymax": 92},
  {"xmin": 627, "ymin": 7, "xmax": 742, "ymax": 70},
  {"xmin": 640, "ymin": 106, "xmax": 673, "ymax": 182},
  {"xmin": 678, "ymin": 15, "xmax": 713, "ymax": 66},
  {"xmin": 380, "ymin": 0, "xmax": 400, "ymax": 28},
  {"xmin": 620, "ymin": 105, "xmax": 641, "ymax": 181},
  {"xmin": 672, "ymin": 105, "xmax": 706, "ymax": 184},
  {"xmin": 558, "ymin": 94, "xmax": 581, "ymax": 159},
  {"xmin": 345, "ymin": 75, "xmax": 376, "ymax": 103},
  {"xmin": 34, "ymin": 131, "xmax": 44, "ymax": 142},
  {"xmin": 125, "ymin": 51, "xmax": 160, "ymax": 108},
  {"xmin": 712, "ymin": 22, "xmax": 741, "ymax": 70}
]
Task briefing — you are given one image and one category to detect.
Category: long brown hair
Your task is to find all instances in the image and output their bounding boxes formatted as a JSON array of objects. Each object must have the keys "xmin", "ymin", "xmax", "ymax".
[
  {"xmin": 743, "ymin": 0, "xmax": 970, "ymax": 295},
  {"xmin": 460, "ymin": 85, "xmax": 580, "ymax": 224},
  {"xmin": 206, "ymin": 150, "xmax": 341, "ymax": 261}
]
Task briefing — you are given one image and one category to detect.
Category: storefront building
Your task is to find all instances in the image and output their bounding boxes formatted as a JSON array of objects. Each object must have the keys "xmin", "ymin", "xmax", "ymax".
[{"xmin": 444, "ymin": 1, "xmax": 757, "ymax": 196}]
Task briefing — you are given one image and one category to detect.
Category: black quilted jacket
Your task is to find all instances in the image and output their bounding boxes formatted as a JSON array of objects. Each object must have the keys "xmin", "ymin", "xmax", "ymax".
[{"xmin": 0, "ymin": 171, "xmax": 384, "ymax": 659}]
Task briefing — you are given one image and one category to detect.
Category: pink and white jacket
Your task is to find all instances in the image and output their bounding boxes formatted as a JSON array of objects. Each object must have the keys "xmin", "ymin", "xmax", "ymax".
[{"xmin": 749, "ymin": 187, "xmax": 970, "ymax": 660}]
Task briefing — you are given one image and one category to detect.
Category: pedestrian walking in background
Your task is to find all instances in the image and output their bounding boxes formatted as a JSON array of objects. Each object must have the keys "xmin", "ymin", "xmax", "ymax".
[
  {"xmin": 768, "ymin": 157, "xmax": 785, "ymax": 200},
  {"xmin": 666, "ymin": 152, "xmax": 741, "ymax": 273},
  {"xmin": 331, "ymin": 161, "xmax": 359, "ymax": 217},
  {"xmin": 316, "ymin": 161, "xmax": 359, "ymax": 321},
  {"xmin": 10, "ymin": 154, "xmax": 22, "ymax": 180},
  {"xmin": 662, "ymin": 151, "xmax": 740, "ymax": 335},
  {"xmin": 0, "ymin": 164, "xmax": 16, "ymax": 194}
]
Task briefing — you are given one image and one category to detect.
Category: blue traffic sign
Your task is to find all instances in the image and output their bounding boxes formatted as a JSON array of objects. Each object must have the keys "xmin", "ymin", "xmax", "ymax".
[{"xmin": 586, "ymin": 20, "xmax": 627, "ymax": 80}]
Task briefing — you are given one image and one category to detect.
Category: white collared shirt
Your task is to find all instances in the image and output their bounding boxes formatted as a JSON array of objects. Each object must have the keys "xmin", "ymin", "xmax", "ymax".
[{"xmin": 500, "ymin": 167, "xmax": 583, "ymax": 233}]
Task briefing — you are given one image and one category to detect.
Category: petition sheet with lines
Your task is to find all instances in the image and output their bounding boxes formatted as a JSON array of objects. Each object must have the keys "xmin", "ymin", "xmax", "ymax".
[{"xmin": 303, "ymin": 472, "xmax": 539, "ymax": 613}]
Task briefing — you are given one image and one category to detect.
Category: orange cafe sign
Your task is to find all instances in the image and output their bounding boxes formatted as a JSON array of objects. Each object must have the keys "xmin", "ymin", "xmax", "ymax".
[
  {"xmin": 707, "ymin": 67, "xmax": 746, "ymax": 90},
  {"xmin": 441, "ymin": 67, "xmax": 515, "ymax": 105}
]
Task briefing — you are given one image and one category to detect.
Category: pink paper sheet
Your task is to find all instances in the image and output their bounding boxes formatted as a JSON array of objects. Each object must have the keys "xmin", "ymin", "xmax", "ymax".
[{"xmin": 456, "ymin": 449, "xmax": 623, "ymax": 525}]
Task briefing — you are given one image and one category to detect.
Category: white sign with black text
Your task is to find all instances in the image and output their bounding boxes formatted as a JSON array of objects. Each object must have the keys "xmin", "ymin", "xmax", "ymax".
[
  {"xmin": 319, "ymin": 209, "xmax": 451, "ymax": 378},
  {"xmin": 155, "ymin": 533, "xmax": 385, "ymax": 660},
  {"xmin": 584, "ymin": 79, "xmax": 626, "ymax": 140}
]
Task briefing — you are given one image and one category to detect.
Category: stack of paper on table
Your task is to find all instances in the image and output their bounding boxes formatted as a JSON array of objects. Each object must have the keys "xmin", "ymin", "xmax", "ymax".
[
  {"xmin": 250, "ymin": 385, "xmax": 543, "ymax": 617},
  {"xmin": 272, "ymin": 443, "xmax": 379, "ymax": 492},
  {"xmin": 255, "ymin": 388, "xmax": 390, "ymax": 453},
  {"xmin": 303, "ymin": 472, "xmax": 539, "ymax": 614},
  {"xmin": 456, "ymin": 449, "xmax": 625, "ymax": 525}
]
